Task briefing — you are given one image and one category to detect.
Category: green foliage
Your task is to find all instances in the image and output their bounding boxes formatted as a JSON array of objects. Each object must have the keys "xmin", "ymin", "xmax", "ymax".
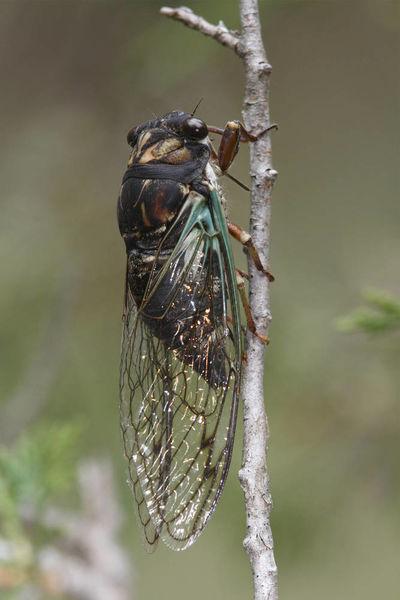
[
  {"xmin": 0, "ymin": 422, "xmax": 81, "ymax": 540},
  {"xmin": 337, "ymin": 289, "xmax": 400, "ymax": 335}
]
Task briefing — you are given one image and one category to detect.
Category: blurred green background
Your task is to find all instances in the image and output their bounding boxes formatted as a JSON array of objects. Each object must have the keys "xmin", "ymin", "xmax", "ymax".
[{"xmin": 1, "ymin": 0, "xmax": 399, "ymax": 598}]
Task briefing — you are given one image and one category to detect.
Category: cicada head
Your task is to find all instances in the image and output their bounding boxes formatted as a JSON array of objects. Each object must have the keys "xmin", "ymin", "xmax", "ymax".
[{"xmin": 126, "ymin": 111, "xmax": 210, "ymax": 167}]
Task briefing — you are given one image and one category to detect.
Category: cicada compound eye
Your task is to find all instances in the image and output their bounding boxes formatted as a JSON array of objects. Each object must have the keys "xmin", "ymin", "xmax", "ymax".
[{"xmin": 182, "ymin": 117, "xmax": 208, "ymax": 141}]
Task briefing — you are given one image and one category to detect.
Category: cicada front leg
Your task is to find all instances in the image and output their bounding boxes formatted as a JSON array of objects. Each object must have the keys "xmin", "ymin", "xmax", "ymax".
[
  {"xmin": 208, "ymin": 120, "xmax": 277, "ymax": 174},
  {"xmin": 211, "ymin": 121, "xmax": 242, "ymax": 173}
]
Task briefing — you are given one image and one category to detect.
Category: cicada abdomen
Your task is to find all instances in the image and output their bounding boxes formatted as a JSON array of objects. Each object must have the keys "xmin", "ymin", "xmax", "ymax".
[{"xmin": 118, "ymin": 111, "xmax": 242, "ymax": 550}]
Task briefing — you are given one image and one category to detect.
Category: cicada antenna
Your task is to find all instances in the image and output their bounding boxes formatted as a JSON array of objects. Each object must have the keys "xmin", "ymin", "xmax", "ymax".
[
  {"xmin": 225, "ymin": 172, "xmax": 251, "ymax": 192},
  {"xmin": 191, "ymin": 97, "xmax": 204, "ymax": 116}
]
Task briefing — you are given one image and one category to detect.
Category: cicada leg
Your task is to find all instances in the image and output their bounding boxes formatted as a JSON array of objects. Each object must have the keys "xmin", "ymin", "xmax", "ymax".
[
  {"xmin": 228, "ymin": 222, "xmax": 275, "ymax": 282},
  {"xmin": 235, "ymin": 271, "xmax": 269, "ymax": 345},
  {"xmin": 208, "ymin": 121, "xmax": 278, "ymax": 174}
]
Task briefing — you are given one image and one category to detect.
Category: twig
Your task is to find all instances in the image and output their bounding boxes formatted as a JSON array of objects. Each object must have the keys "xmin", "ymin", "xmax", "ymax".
[
  {"xmin": 160, "ymin": 7, "xmax": 239, "ymax": 51},
  {"xmin": 161, "ymin": 3, "xmax": 278, "ymax": 599},
  {"xmin": 237, "ymin": 2, "xmax": 278, "ymax": 598}
]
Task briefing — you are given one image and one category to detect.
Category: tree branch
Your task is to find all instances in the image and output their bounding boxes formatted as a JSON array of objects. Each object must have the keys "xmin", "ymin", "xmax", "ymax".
[
  {"xmin": 160, "ymin": 6, "xmax": 240, "ymax": 52},
  {"xmin": 161, "ymin": 3, "xmax": 278, "ymax": 599},
  {"xmin": 237, "ymin": 1, "xmax": 278, "ymax": 598}
]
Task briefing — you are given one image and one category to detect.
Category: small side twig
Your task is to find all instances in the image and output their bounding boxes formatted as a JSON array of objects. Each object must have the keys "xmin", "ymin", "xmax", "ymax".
[
  {"xmin": 160, "ymin": 6, "xmax": 239, "ymax": 51},
  {"xmin": 161, "ymin": 3, "xmax": 278, "ymax": 600}
]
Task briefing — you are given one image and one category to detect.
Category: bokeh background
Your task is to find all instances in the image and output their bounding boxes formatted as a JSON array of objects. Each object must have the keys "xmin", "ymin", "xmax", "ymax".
[{"xmin": 1, "ymin": 0, "xmax": 399, "ymax": 598}]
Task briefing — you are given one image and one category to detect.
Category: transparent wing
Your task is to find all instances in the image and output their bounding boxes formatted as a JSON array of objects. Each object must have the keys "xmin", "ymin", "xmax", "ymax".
[{"xmin": 119, "ymin": 193, "xmax": 241, "ymax": 551}]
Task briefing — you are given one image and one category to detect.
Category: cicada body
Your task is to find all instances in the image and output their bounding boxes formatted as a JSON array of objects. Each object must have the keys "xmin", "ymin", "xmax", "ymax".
[{"xmin": 117, "ymin": 111, "xmax": 242, "ymax": 551}]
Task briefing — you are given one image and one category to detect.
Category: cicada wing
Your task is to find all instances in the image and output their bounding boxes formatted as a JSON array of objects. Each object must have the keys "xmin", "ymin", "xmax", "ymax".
[
  {"xmin": 119, "ymin": 284, "xmax": 161, "ymax": 551},
  {"xmin": 120, "ymin": 193, "xmax": 242, "ymax": 551}
]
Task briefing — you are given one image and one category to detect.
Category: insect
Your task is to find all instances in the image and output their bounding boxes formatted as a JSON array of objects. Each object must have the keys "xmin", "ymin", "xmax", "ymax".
[{"xmin": 118, "ymin": 110, "xmax": 271, "ymax": 551}]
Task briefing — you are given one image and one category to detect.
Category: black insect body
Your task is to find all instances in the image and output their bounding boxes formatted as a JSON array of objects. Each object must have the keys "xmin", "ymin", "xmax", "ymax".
[{"xmin": 118, "ymin": 111, "xmax": 250, "ymax": 550}]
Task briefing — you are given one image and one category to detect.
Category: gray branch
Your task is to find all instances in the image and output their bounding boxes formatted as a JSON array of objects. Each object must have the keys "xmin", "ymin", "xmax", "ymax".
[
  {"xmin": 161, "ymin": 3, "xmax": 278, "ymax": 598},
  {"xmin": 237, "ymin": 1, "xmax": 278, "ymax": 598},
  {"xmin": 160, "ymin": 6, "xmax": 239, "ymax": 51}
]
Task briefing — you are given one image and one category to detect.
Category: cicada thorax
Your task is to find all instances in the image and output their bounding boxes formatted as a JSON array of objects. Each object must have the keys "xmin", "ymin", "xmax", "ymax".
[{"xmin": 118, "ymin": 124, "xmax": 227, "ymax": 389}]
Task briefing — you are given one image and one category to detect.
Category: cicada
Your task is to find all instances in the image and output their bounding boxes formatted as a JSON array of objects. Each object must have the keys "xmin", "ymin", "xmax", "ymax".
[{"xmin": 118, "ymin": 110, "xmax": 270, "ymax": 551}]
